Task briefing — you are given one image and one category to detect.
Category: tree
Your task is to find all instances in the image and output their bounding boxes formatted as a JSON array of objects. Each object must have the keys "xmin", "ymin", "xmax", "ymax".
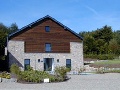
[
  {"xmin": 8, "ymin": 23, "xmax": 18, "ymax": 34},
  {"xmin": 79, "ymin": 25, "xmax": 119, "ymax": 56},
  {"xmin": 100, "ymin": 25, "xmax": 113, "ymax": 43},
  {"xmin": 109, "ymin": 39, "xmax": 119, "ymax": 54},
  {"xmin": 0, "ymin": 23, "xmax": 18, "ymax": 60},
  {"xmin": 83, "ymin": 34, "xmax": 96, "ymax": 54},
  {"xmin": 0, "ymin": 23, "xmax": 8, "ymax": 56}
]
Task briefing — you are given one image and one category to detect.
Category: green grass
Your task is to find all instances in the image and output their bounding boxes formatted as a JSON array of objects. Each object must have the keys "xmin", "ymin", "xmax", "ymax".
[
  {"xmin": 90, "ymin": 59, "xmax": 120, "ymax": 68},
  {"xmin": 94, "ymin": 59, "xmax": 120, "ymax": 65}
]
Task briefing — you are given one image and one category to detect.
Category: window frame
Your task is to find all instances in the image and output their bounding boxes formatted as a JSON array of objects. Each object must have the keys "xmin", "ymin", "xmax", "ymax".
[
  {"xmin": 45, "ymin": 43, "xmax": 52, "ymax": 52},
  {"xmin": 66, "ymin": 59, "xmax": 71, "ymax": 70},
  {"xmin": 45, "ymin": 26, "xmax": 50, "ymax": 32},
  {"xmin": 24, "ymin": 59, "xmax": 30, "ymax": 70}
]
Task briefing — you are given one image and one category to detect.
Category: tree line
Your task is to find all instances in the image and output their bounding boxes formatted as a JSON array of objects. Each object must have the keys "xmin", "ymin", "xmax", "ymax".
[
  {"xmin": 79, "ymin": 25, "xmax": 120, "ymax": 59},
  {"xmin": 0, "ymin": 23, "xmax": 120, "ymax": 60},
  {"xmin": 0, "ymin": 23, "xmax": 18, "ymax": 60}
]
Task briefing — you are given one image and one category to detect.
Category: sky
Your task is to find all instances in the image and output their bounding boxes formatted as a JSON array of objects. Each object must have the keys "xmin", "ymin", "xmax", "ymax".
[{"xmin": 0, "ymin": 0, "xmax": 120, "ymax": 33}]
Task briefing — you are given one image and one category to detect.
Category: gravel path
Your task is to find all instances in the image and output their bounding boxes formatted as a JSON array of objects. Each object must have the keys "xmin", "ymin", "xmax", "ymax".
[{"xmin": 0, "ymin": 73, "xmax": 120, "ymax": 90}]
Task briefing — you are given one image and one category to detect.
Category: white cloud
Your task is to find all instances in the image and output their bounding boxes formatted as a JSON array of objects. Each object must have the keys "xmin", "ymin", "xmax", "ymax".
[{"xmin": 84, "ymin": 5, "xmax": 99, "ymax": 16}]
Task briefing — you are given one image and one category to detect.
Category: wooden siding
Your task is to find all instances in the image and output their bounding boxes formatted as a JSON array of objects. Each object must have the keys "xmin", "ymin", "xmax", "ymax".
[{"xmin": 10, "ymin": 18, "xmax": 82, "ymax": 53}]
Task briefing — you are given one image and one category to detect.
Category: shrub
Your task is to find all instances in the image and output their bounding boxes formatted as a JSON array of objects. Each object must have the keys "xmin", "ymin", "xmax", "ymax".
[
  {"xmin": 96, "ymin": 67, "xmax": 105, "ymax": 74},
  {"xmin": 78, "ymin": 66, "xmax": 86, "ymax": 73},
  {"xmin": 17, "ymin": 66, "xmax": 70, "ymax": 83},
  {"xmin": 18, "ymin": 70, "xmax": 50, "ymax": 83},
  {"xmin": 84, "ymin": 54, "xmax": 115, "ymax": 60},
  {"xmin": 54, "ymin": 66, "xmax": 69, "ymax": 81},
  {"xmin": 6, "ymin": 74, "xmax": 11, "ymax": 79},
  {"xmin": 97, "ymin": 54, "xmax": 115, "ymax": 60},
  {"xmin": 0, "ymin": 71, "xmax": 11, "ymax": 79},
  {"xmin": 48, "ymin": 75, "xmax": 56, "ymax": 82},
  {"xmin": 10, "ymin": 64, "xmax": 21, "ymax": 75}
]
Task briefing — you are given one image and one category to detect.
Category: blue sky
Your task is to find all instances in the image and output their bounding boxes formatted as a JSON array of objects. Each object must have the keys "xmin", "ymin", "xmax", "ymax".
[{"xmin": 0, "ymin": 0, "xmax": 120, "ymax": 33}]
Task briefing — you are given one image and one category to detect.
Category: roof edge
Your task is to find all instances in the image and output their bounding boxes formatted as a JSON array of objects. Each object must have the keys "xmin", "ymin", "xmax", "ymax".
[{"xmin": 9, "ymin": 15, "xmax": 83, "ymax": 40}]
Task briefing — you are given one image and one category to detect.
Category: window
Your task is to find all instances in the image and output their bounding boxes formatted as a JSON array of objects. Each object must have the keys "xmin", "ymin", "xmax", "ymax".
[
  {"xmin": 45, "ymin": 43, "xmax": 51, "ymax": 52},
  {"xmin": 57, "ymin": 59, "xmax": 59, "ymax": 63},
  {"xmin": 45, "ymin": 26, "xmax": 50, "ymax": 32},
  {"xmin": 38, "ymin": 59, "xmax": 40, "ymax": 62},
  {"xmin": 66, "ymin": 59, "xmax": 71, "ymax": 70},
  {"xmin": 24, "ymin": 59, "xmax": 30, "ymax": 70}
]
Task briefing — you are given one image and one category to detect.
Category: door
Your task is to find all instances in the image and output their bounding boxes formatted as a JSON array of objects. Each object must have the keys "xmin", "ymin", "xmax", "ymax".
[{"xmin": 44, "ymin": 58, "xmax": 54, "ymax": 71}]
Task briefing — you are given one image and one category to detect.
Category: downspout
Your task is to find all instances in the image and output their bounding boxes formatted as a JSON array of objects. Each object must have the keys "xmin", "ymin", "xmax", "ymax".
[{"xmin": 6, "ymin": 36, "xmax": 9, "ymax": 71}]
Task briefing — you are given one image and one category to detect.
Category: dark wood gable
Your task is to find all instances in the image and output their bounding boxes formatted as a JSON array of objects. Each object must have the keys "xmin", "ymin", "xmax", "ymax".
[{"xmin": 9, "ymin": 16, "xmax": 82, "ymax": 53}]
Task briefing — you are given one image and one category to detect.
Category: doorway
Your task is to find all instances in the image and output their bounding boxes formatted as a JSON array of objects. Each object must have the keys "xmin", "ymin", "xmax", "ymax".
[{"xmin": 44, "ymin": 58, "xmax": 54, "ymax": 71}]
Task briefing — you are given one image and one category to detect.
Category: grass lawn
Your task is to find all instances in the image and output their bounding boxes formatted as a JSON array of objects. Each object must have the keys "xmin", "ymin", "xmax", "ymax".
[{"xmin": 89, "ymin": 59, "xmax": 120, "ymax": 68}]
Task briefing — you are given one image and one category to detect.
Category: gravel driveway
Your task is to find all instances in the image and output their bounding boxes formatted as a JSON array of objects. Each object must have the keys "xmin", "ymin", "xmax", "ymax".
[{"xmin": 0, "ymin": 73, "xmax": 120, "ymax": 90}]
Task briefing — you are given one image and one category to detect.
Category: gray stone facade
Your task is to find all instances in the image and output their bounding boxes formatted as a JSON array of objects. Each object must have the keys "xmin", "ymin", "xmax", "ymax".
[{"xmin": 8, "ymin": 40, "xmax": 83, "ymax": 72}]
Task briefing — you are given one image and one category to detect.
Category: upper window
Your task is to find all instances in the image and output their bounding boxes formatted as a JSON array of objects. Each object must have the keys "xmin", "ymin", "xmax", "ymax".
[
  {"xmin": 45, "ymin": 26, "xmax": 50, "ymax": 32},
  {"xmin": 45, "ymin": 43, "xmax": 51, "ymax": 52}
]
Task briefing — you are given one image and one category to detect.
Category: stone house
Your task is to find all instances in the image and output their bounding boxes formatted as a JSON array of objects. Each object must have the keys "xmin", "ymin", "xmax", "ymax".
[{"xmin": 7, "ymin": 15, "xmax": 83, "ymax": 73}]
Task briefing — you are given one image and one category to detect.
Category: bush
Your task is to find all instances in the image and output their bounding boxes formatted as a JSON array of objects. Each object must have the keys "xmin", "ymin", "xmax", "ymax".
[
  {"xmin": 54, "ymin": 66, "xmax": 69, "ymax": 81},
  {"xmin": 48, "ymin": 75, "xmax": 56, "ymax": 82},
  {"xmin": 17, "ymin": 66, "xmax": 70, "ymax": 83},
  {"xmin": 18, "ymin": 70, "xmax": 50, "ymax": 83},
  {"xmin": 6, "ymin": 74, "xmax": 11, "ymax": 79},
  {"xmin": 0, "ymin": 71, "xmax": 11, "ymax": 79},
  {"xmin": 79, "ymin": 66, "xmax": 86, "ymax": 73},
  {"xmin": 98, "ymin": 54, "xmax": 114, "ymax": 60},
  {"xmin": 10, "ymin": 64, "xmax": 21, "ymax": 75},
  {"xmin": 84, "ymin": 54, "xmax": 115, "ymax": 60},
  {"xmin": 96, "ymin": 67, "xmax": 105, "ymax": 74}
]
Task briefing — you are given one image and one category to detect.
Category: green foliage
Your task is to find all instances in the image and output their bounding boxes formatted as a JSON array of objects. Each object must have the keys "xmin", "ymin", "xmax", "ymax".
[
  {"xmin": 17, "ymin": 66, "xmax": 70, "ymax": 83},
  {"xmin": 54, "ymin": 66, "xmax": 69, "ymax": 81},
  {"xmin": 0, "ymin": 71, "xmax": 11, "ymax": 79},
  {"xmin": 0, "ymin": 23, "xmax": 18, "ymax": 61},
  {"xmin": 8, "ymin": 23, "xmax": 18, "ymax": 34},
  {"xmin": 79, "ymin": 25, "xmax": 119, "ymax": 58},
  {"xmin": 18, "ymin": 70, "xmax": 50, "ymax": 83},
  {"xmin": 97, "ymin": 54, "xmax": 114, "ymax": 60},
  {"xmin": 96, "ymin": 67, "xmax": 105, "ymax": 74},
  {"xmin": 48, "ymin": 75, "xmax": 56, "ymax": 82},
  {"xmin": 0, "ymin": 56, "xmax": 5, "ymax": 60},
  {"xmin": 90, "ymin": 59, "xmax": 120, "ymax": 69},
  {"xmin": 109, "ymin": 39, "xmax": 119, "ymax": 54},
  {"xmin": 10, "ymin": 64, "xmax": 21, "ymax": 75},
  {"xmin": 78, "ymin": 66, "xmax": 86, "ymax": 73},
  {"xmin": 0, "ymin": 30, "xmax": 7, "ymax": 49},
  {"xmin": 105, "ymin": 69, "xmax": 120, "ymax": 73},
  {"xmin": 84, "ymin": 54, "xmax": 115, "ymax": 60}
]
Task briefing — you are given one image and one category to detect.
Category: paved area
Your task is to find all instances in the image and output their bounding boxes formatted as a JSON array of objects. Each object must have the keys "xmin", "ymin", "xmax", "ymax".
[{"xmin": 0, "ymin": 73, "xmax": 120, "ymax": 90}]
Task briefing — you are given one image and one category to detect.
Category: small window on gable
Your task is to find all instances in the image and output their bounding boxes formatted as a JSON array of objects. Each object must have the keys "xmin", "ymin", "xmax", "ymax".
[{"xmin": 45, "ymin": 26, "xmax": 50, "ymax": 32}]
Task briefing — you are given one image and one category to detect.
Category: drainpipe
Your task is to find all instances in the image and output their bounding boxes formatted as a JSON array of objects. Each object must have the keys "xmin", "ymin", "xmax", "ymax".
[
  {"xmin": 6, "ymin": 36, "xmax": 8, "ymax": 54},
  {"xmin": 34, "ymin": 55, "xmax": 36, "ymax": 70},
  {"xmin": 35, "ymin": 59, "xmax": 36, "ymax": 70},
  {"xmin": 6, "ymin": 36, "xmax": 9, "ymax": 71}
]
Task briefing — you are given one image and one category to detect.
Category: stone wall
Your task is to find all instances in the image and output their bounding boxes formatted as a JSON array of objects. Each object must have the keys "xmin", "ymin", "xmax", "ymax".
[{"xmin": 8, "ymin": 40, "xmax": 83, "ymax": 72}]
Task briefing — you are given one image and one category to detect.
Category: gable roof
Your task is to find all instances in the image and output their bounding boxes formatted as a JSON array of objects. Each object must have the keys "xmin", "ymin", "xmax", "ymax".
[{"xmin": 9, "ymin": 15, "xmax": 83, "ymax": 40}]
